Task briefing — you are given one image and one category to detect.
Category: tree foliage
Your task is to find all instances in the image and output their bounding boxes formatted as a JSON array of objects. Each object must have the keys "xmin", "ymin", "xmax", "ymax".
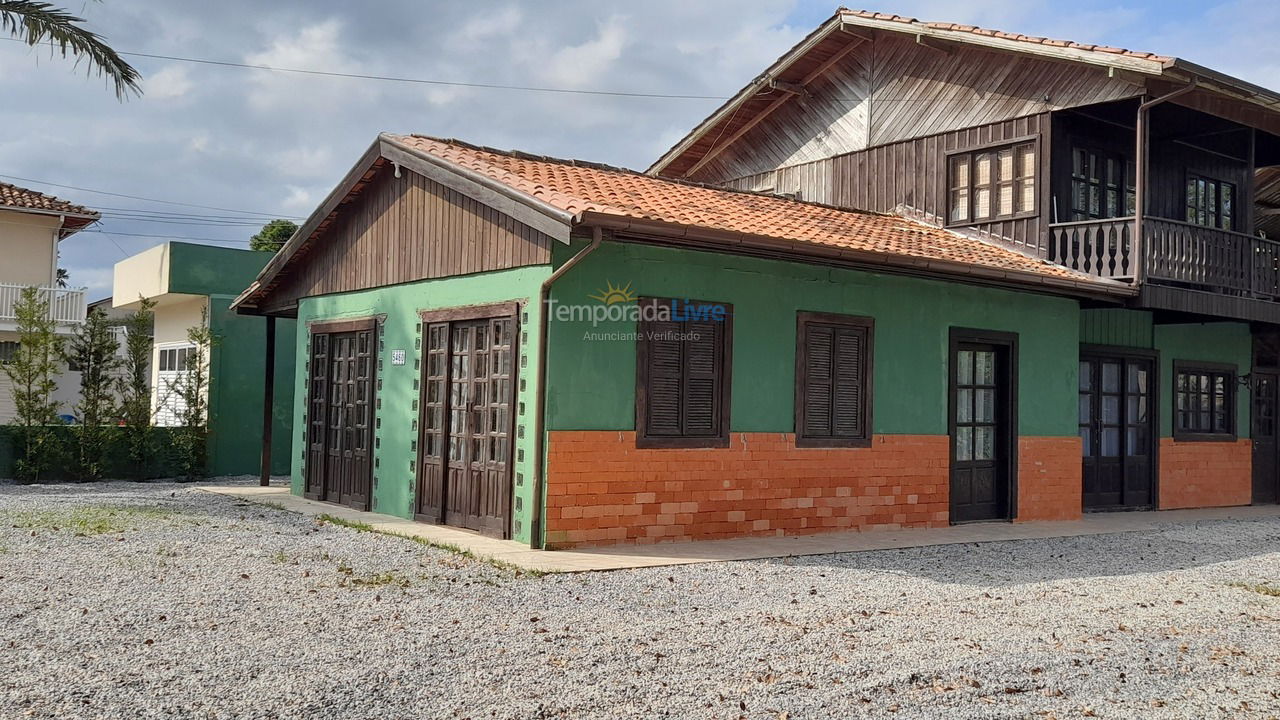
[
  {"xmin": 250, "ymin": 219, "xmax": 298, "ymax": 253},
  {"xmin": 171, "ymin": 304, "xmax": 217, "ymax": 479},
  {"xmin": 0, "ymin": 0, "xmax": 142, "ymax": 99},
  {"xmin": 1, "ymin": 287, "xmax": 63, "ymax": 481},
  {"xmin": 116, "ymin": 297, "xmax": 155, "ymax": 474},
  {"xmin": 63, "ymin": 306, "xmax": 121, "ymax": 481}
]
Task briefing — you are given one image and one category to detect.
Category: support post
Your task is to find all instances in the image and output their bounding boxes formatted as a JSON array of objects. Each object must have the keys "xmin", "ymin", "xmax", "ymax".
[
  {"xmin": 1134, "ymin": 79, "xmax": 1198, "ymax": 286},
  {"xmin": 259, "ymin": 315, "xmax": 276, "ymax": 487}
]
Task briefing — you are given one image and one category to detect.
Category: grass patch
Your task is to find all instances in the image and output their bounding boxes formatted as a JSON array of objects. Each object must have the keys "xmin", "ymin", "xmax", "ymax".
[
  {"xmin": 3, "ymin": 505, "xmax": 181, "ymax": 536},
  {"xmin": 1230, "ymin": 581, "xmax": 1280, "ymax": 597},
  {"xmin": 314, "ymin": 514, "xmax": 553, "ymax": 577},
  {"xmin": 258, "ymin": 501, "xmax": 287, "ymax": 511}
]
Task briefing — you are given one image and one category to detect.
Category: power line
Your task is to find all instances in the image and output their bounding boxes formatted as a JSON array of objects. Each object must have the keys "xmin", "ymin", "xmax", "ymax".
[
  {"xmin": 0, "ymin": 172, "xmax": 302, "ymax": 219},
  {"xmin": 85, "ymin": 229, "xmax": 251, "ymax": 245}
]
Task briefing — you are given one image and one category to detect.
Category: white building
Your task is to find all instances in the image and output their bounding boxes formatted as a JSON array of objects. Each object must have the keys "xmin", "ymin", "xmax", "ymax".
[{"xmin": 0, "ymin": 182, "xmax": 95, "ymax": 423}]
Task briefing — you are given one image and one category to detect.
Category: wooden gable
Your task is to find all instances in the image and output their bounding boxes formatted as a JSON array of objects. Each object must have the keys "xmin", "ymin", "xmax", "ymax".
[
  {"xmin": 259, "ymin": 163, "xmax": 554, "ymax": 315},
  {"xmin": 679, "ymin": 31, "xmax": 1143, "ymax": 185}
]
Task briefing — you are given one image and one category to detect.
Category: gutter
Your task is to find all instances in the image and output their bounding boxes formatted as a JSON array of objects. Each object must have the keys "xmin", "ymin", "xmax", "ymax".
[
  {"xmin": 577, "ymin": 211, "xmax": 1136, "ymax": 301},
  {"xmin": 528, "ymin": 225, "xmax": 602, "ymax": 549}
]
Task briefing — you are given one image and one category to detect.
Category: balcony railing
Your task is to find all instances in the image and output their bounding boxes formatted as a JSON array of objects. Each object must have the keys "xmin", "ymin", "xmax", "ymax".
[
  {"xmin": 1048, "ymin": 217, "xmax": 1280, "ymax": 301},
  {"xmin": 0, "ymin": 284, "xmax": 88, "ymax": 325}
]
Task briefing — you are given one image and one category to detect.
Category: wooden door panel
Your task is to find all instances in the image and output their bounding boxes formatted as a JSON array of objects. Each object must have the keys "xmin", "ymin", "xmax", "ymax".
[
  {"xmin": 950, "ymin": 342, "xmax": 1009, "ymax": 523},
  {"xmin": 1081, "ymin": 354, "xmax": 1154, "ymax": 510},
  {"xmin": 1253, "ymin": 372, "xmax": 1279, "ymax": 504},
  {"xmin": 305, "ymin": 333, "xmax": 329, "ymax": 499}
]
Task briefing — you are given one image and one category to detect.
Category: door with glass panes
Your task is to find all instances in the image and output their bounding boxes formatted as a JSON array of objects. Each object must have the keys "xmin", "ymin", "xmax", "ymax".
[
  {"xmin": 950, "ymin": 338, "xmax": 1014, "ymax": 523},
  {"xmin": 1079, "ymin": 354, "xmax": 1154, "ymax": 510},
  {"xmin": 416, "ymin": 313, "xmax": 516, "ymax": 537}
]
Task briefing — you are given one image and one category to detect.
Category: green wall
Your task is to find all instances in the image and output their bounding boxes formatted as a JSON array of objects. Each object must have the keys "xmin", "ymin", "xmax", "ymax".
[
  {"xmin": 1154, "ymin": 322, "xmax": 1252, "ymax": 438},
  {"xmin": 1080, "ymin": 309, "xmax": 1154, "ymax": 348},
  {"xmin": 207, "ymin": 295, "xmax": 296, "ymax": 475},
  {"xmin": 545, "ymin": 240, "xmax": 1081, "ymax": 438},
  {"xmin": 168, "ymin": 243, "xmax": 278, "ymax": 297},
  {"xmin": 293, "ymin": 266, "xmax": 549, "ymax": 544}
]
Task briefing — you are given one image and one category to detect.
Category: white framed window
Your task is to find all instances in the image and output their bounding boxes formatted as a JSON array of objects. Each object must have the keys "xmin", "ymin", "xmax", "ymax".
[{"xmin": 154, "ymin": 343, "xmax": 197, "ymax": 427}]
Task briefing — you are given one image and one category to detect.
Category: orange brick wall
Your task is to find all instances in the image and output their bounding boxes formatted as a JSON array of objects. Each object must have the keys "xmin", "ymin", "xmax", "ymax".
[
  {"xmin": 1016, "ymin": 436, "xmax": 1083, "ymax": 522},
  {"xmin": 1158, "ymin": 438, "xmax": 1252, "ymax": 509},
  {"xmin": 544, "ymin": 432, "xmax": 949, "ymax": 548}
]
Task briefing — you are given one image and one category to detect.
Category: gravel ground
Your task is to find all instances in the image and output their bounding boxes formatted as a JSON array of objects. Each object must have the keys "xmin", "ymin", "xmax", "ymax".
[{"xmin": 1, "ymin": 479, "xmax": 1278, "ymax": 720}]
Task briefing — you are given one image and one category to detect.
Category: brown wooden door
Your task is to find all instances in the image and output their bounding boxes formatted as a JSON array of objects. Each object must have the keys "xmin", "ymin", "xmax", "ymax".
[
  {"xmin": 419, "ymin": 316, "xmax": 514, "ymax": 536},
  {"xmin": 312, "ymin": 329, "xmax": 375, "ymax": 511},
  {"xmin": 304, "ymin": 333, "xmax": 329, "ymax": 499},
  {"xmin": 1080, "ymin": 355, "xmax": 1155, "ymax": 510},
  {"xmin": 950, "ymin": 342, "xmax": 1011, "ymax": 523},
  {"xmin": 1252, "ymin": 371, "xmax": 1279, "ymax": 504}
]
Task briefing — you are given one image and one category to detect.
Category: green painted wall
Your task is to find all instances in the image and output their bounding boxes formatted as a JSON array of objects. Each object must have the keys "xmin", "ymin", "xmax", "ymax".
[
  {"xmin": 545, "ymin": 240, "xmax": 1081, "ymax": 438},
  {"xmin": 207, "ymin": 295, "xmax": 296, "ymax": 476},
  {"xmin": 1080, "ymin": 309, "xmax": 1154, "ymax": 348},
  {"xmin": 292, "ymin": 266, "xmax": 549, "ymax": 544},
  {"xmin": 1154, "ymin": 322, "xmax": 1252, "ymax": 438},
  {"xmin": 168, "ymin": 243, "xmax": 277, "ymax": 298}
]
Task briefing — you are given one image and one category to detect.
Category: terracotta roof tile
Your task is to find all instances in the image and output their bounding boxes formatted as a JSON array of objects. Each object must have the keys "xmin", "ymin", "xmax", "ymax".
[
  {"xmin": 391, "ymin": 135, "xmax": 1113, "ymax": 288},
  {"xmin": 0, "ymin": 181, "xmax": 97, "ymax": 218},
  {"xmin": 843, "ymin": 8, "xmax": 1171, "ymax": 62}
]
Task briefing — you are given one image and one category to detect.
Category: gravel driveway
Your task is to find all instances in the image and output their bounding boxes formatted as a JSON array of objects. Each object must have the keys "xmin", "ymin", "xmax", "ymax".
[{"xmin": 1, "ymin": 479, "xmax": 1278, "ymax": 720}]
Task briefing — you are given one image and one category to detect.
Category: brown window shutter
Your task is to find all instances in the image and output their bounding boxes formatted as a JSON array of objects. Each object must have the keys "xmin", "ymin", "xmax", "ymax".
[
  {"xmin": 645, "ymin": 320, "xmax": 683, "ymax": 436},
  {"xmin": 637, "ymin": 299, "xmax": 733, "ymax": 448},
  {"xmin": 796, "ymin": 313, "xmax": 872, "ymax": 447}
]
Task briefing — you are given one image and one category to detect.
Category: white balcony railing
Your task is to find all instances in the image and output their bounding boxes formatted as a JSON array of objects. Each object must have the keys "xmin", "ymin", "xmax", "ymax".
[{"xmin": 0, "ymin": 284, "xmax": 88, "ymax": 325}]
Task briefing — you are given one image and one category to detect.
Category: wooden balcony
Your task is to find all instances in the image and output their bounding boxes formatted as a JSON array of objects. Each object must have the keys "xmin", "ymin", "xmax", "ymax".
[
  {"xmin": 1048, "ymin": 217, "xmax": 1280, "ymax": 303},
  {"xmin": 0, "ymin": 284, "xmax": 87, "ymax": 329}
]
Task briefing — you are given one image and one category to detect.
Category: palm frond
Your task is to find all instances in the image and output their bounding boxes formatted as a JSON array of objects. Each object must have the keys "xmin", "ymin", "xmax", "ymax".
[{"xmin": 0, "ymin": 0, "xmax": 142, "ymax": 100}]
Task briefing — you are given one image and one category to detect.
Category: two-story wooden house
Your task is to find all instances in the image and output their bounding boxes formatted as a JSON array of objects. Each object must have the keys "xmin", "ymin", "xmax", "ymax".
[
  {"xmin": 0, "ymin": 182, "xmax": 95, "ymax": 423},
  {"xmin": 234, "ymin": 10, "xmax": 1280, "ymax": 549}
]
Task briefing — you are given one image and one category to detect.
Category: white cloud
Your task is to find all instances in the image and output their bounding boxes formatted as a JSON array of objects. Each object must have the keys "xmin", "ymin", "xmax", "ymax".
[
  {"xmin": 243, "ymin": 19, "xmax": 368, "ymax": 113},
  {"xmin": 146, "ymin": 66, "xmax": 193, "ymax": 100},
  {"xmin": 281, "ymin": 185, "xmax": 313, "ymax": 212},
  {"xmin": 541, "ymin": 15, "xmax": 628, "ymax": 89}
]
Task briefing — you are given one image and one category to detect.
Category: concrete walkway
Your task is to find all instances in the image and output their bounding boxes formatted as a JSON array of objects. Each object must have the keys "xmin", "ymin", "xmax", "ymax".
[{"xmin": 200, "ymin": 485, "xmax": 1280, "ymax": 574}]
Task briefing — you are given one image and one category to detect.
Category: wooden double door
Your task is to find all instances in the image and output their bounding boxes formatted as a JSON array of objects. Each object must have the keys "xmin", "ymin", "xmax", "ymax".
[
  {"xmin": 1079, "ymin": 353, "xmax": 1155, "ymax": 510},
  {"xmin": 305, "ymin": 324, "xmax": 376, "ymax": 510},
  {"xmin": 416, "ymin": 313, "xmax": 517, "ymax": 537},
  {"xmin": 950, "ymin": 333, "xmax": 1015, "ymax": 523}
]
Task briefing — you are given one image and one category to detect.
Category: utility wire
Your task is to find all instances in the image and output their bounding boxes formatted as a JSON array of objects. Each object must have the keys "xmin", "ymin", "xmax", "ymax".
[{"xmin": 0, "ymin": 172, "xmax": 302, "ymax": 219}]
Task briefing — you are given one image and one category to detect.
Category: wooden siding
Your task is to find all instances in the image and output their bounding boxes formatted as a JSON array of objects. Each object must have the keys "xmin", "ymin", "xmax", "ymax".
[
  {"xmin": 1080, "ymin": 309, "xmax": 1154, "ymax": 348},
  {"xmin": 261, "ymin": 166, "xmax": 553, "ymax": 314},
  {"xmin": 686, "ymin": 32, "xmax": 1142, "ymax": 183},
  {"xmin": 722, "ymin": 114, "xmax": 1052, "ymax": 253}
]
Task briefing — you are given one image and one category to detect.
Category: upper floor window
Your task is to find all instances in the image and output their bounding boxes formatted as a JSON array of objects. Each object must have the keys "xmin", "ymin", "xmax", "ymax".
[
  {"xmin": 1071, "ymin": 148, "xmax": 1135, "ymax": 221},
  {"xmin": 1186, "ymin": 174, "xmax": 1236, "ymax": 232},
  {"xmin": 947, "ymin": 141, "xmax": 1036, "ymax": 225},
  {"xmin": 0, "ymin": 341, "xmax": 18, "ymax": 364},
  {"xmin": 1173, "ymin": 362, "xmax": 1236, "ymax": 441},
  {"xmin": 795, "ymin": 312, "xmax": 873, "ymax": 447},
  {"xmin": 636, "ymin": 297, "xmax": 732, "ymax": 448}
]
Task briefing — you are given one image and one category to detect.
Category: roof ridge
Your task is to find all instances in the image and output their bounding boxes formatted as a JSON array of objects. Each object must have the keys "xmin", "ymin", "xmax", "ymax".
[{"xmin": 404, "ymin": 133, "xmax": 894, "ymax": 219}]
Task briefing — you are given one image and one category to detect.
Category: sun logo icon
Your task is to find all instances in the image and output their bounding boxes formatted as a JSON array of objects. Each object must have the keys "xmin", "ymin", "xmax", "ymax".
[{"xmin": 588, "ymin": 280, "xmax": 636, "ymax": 305}]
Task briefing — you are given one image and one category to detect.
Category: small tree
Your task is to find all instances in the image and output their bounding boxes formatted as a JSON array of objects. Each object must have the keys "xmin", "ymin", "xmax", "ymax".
[
  {"xmin": 63, "ymin": 306, "xmax": 121, "ymax": 481},
  {"xmin": 250, "ymin": 219, "xmax": 298, "ymax": 253},
  {"xmin": 1, "ymin": 287, "xmax": 63, "ymax": 482},
  {"xmin": 117, "ymin": 297, "xmax": 156, "ymax": 477},
  {"xmin": 171, "ymin": 304, "xmax": 217, "ymax": 479}
]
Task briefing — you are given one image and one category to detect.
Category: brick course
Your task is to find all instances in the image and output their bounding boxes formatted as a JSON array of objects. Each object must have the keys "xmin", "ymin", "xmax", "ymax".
[
  {"xmin": 1016, "ymin": 436, "xmax": 1083, "ymax": 521},
  {"xmin": 1158, "ymin": 438, "xmax": 1251, "ymax": 509},
  {"xmin": 544, "ymin": 432, "xmax": 951, "ymax": 548}
]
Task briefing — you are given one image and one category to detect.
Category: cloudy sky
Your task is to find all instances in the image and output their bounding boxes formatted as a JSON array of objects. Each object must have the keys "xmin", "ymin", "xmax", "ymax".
[{"xmin": 2, "ymin": 0, "xmax": 1278, "ymax": 299}]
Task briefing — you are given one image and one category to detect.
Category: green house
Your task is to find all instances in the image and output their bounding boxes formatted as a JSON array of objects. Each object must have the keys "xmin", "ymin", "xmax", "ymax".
[
  {"xmin": 232, "ymin": 10, "xmax": 1280, "ymax": 548},
  {"xmin": 114, "ymin": 242, "xmax": 295, "ymax": 476}
]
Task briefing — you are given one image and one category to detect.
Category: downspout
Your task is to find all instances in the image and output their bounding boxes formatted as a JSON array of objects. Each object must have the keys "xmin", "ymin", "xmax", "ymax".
[
  {"xmin": 529, "ymin": 226, "xmax": 603, "ymax": 549},
  {"xmin": 1134, "ymin": 78, "xmax": 1198, "ymax": 284}
]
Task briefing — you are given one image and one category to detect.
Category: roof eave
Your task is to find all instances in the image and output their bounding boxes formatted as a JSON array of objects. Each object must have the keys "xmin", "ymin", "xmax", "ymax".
[{"xmin": 576, "ymin": 210, "xmax": 1135, "ymax": 302}]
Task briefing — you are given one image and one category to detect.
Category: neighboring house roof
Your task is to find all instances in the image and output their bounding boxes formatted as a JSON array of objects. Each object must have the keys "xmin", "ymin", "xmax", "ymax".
[
  {"xmin": 0, "ymin": 181, "xmax": 99, "ymax": 236},
  {"xmin": 234, "ymin": 133, "xmax": 1131, "ymax": 312},
  {"xmin": 649, "ymin": 7, "xmax": 1280, "ymax": 177}
]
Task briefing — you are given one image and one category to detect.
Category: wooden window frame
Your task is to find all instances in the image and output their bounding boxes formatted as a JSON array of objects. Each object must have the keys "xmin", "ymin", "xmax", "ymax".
[
  {"xmin": 1185, "ymin": 172, "xmax": 1237, "ymax": 232},
  {"xmin": 635, "ymin": 296, "xmax": 733, "ymax": 449},
  {"xmin": 945, "ymin": 138, "xmax": 1038, "ymax": 228},
  {"xmin": 794, "ymin": 312, "xmax": 874, "ymax": 448},
  {"xmin": 1069, "ymin": 145, "xmax": 1136, "ymax": 222},
  {"xmin": 1172, "ymin": 360, "xmax": 1237, "ymax": 442}
]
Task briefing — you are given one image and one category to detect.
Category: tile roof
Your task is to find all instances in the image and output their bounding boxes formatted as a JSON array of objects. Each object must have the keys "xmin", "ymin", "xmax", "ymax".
[
  {"xmin": 389, "ymin": 134, "xmax": 1114, "ymax": 289},
  {"xmin": 840, "ymin": 9, "xmax": 1171, "ymax": 64},
  {"xmin": 0, "ymin": 181, "xmax": 97, "ymax": 218}
]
